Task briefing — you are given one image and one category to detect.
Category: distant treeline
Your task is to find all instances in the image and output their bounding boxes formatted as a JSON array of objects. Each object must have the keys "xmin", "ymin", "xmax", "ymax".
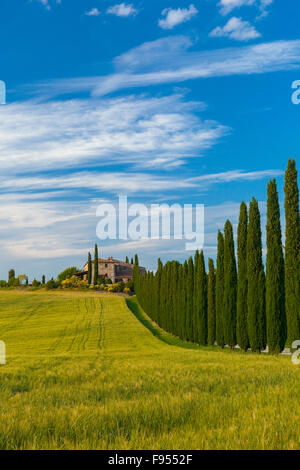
[{"xmin": 134, "ymin": 160, "xmax": 299, "ymax": 354}]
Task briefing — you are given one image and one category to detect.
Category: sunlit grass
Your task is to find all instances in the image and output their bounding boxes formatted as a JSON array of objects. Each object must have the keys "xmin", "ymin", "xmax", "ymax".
[{"xmin": 0, "ymin": 290, "xmax": 299, "ymax": 450}]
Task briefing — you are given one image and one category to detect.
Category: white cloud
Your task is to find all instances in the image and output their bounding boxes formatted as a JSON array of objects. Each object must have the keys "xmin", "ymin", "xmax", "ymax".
[
  {"xmin": 81, "ymin": 39, "xmax": 300, "ymax": 95},
  {"xmin": 107, "ymin": 3, "xmax": 137, "ymax": 17},
  {"xmin": 158, "ymin": 4, "xmax": 198, "ymax": 30},
  {"xmin": 210, "ymin": 17, "xmax": 261, "ymax": 41},
  {"xmin": 257, "ymin": 0, "xmax": 274, "ymax": 19},
  {"xmin": 0, "ymin": 94, "xmax": 228, "ymax": 172},
  {"xmin": 85, "ymin": 8, "xmax": 100, "ymax": 17},
  {"xmin": 29, "ymin": 37, "xmax": 300, "ymax": 97},
  {"xmin": 217, "ymin": 0, "xmax": 273, "ymax": 18},
  {"xmin": 35, "ymin": 0, "xmax": 61, "ymax": 10},
  {"xmin": 218, "ymin": 0, "xmax": 256, "ymax": 16}
]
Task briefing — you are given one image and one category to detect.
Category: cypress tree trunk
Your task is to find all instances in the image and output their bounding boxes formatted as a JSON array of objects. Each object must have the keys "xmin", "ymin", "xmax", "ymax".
[
  {"xmin": 266, "ymin": 180, "xmax": 286, "ymax": 353},
  {"xmin": 284, "ymin": 159, "xmax": 300, "ymax": 347},
  {"xmin": 237, "ymin": 202, "xmax": 249, "ymax": 351},
  {"xmin": 87, "ymin": 252, "xmax": 92, "ymax": 285},
  {"xmin": 207, "ymin": 258, "xmax": 216, "ymax": 346},
  {"xmin": 247, "ymin": 198, "xmax": 266, "ymax": 353},
  {"xmin": 223, "ymin": 220, "xmax": 237, "ymax": 348},
  {"xmin": 216, "ymin": 231, "xmax": 225, "ymax": 348},
  {"xmin": 93, "ymin": 244, "xmax": 98, "ymax": 285}
]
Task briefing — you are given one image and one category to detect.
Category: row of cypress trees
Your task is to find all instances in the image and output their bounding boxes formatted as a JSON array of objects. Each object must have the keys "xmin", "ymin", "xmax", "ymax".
[{"xmin": 134, "ymin": 159, "xmax": 299, "ymax": 354}]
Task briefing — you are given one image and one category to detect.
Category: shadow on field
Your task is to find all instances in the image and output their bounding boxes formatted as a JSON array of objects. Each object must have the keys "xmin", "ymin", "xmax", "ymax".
[{"xmin": 125, "ymin": 296, "xmax": 204, "ymax": 350}]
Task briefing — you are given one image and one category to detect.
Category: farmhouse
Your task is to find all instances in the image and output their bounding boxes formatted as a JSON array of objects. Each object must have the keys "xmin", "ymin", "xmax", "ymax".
[{"xmin": 75, "ymin": 257, "xmax": 146, "ymax": 284}]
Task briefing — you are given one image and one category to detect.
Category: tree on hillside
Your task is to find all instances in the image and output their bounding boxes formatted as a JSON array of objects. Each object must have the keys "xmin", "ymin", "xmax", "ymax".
[
  {"xmin": 125, "ymin": 256, "xmax": 129, "ymax": 264},
  {"xmin": 207, "ymin": 258, "xmax": 216, "ymax": 346},
  {"xmin": 247, "ymin": 198, "xmax": 266, "ymax": 353},
  {"xmin": 57, "ymin": 267, "xmax": 78, "ymax": 284},
  {"xmin": 94, "ymin": 244, "xmax": 99, "ymax": 285},
  {"xmin": 131, "ymin": 257, "xmax": 134, "ymax": 265},
  {"xmin": 193, "ymin": 251, "xmax": 207, "ymax": 345},
  {"xmin": 284, "ymin": 159, "xmax": 300, "ymax": 347},
  {"xmin": 266, "ymin": 180, "xmax": 286, "ymax": 353},
  {"xmin": 8, "ymin": 269, "xmax": 15, "ymax": 281},
  {"xmin": 42, "ymin": 275, "xmax": 46, "ymax": 285},
  {"xmin": 216, "ymin": 231, "xmax": 225, "ymax": 348},
  {"xmin": 87, "ymin": 252, "xmax": 92, "ymax": 285},
  {"xmin": 236, "ymin": 202, "xmax": 249, "ymax": 351},
  {"xmin": 134, "ymin": 254, "xmax": 139, "ymax": 266},
  {"xmin": 223, "ymin": 220, "xmax": 237, "ymax": 348}
]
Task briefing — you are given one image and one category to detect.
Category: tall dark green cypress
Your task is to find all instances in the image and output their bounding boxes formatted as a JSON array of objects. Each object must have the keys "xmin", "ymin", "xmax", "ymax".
[
  {"xmin": 186, "ymin": 257, "xmax": 194, "ymax": 341},
  {"xmin": 134, "ymin": 254, "xmax": 139, "ymax": 266},
  {"xmin": 93, "ymin": 244, "xmax": 98, "ymax": 285},
  {"xmin": 223, "ymin": 220, "xmax": 237, "ymax": 348},
  {"xmin": 193, "ymin": 251, "xmax": 207, "ymax": 345},
  {"xmin": 216, "ymin": 231, "xmax": 225, "ymax": 348},
  {"xmin": 182, "ymin": 260, "xmax": 188, "ymax": 340},
  {"xmin": 125, "ymin": 256, "xmax": 129, "ymax": 263},
  {"xmin": 87, "ymin": 252, "xmax": 92, "ymax": 285},
  {"xmin": 284, "ymin": 159, "xmax": 300, "ymax": 347},
  {"xmin": 266, "ymin": 180, "xmax": 286, "ymax": 353},
  {"xmin": 207, "ymin": 258, "xmax": 216, "ymax": 346},
  {"xmin": 236, "ymin": 202, "xmax": 249, "ymax": 351},
  {"xmin": 193, "ymin": 250, "xmax": 200, "ymax": 343},
  {"xmin": 247, "ymin": 198, "xmax": 266, "ymax": 352}
]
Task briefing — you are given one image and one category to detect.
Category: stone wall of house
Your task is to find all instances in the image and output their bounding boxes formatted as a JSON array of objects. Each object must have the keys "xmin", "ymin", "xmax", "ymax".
[{"xmin": 82, "ymin": 258, "xmax": 145, "ymax": 284}]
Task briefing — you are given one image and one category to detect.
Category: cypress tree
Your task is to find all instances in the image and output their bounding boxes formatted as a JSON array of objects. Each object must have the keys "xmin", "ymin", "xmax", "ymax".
[
  {"xmin": 266, "ymin": 180, "xmax": 286, "ymax": 353},
  {"xmin": 186, "ymin": 257, "xmax": 194, "ymax": 341},
  {"xmin": 94, "ymin": 244, "xmax": 98, "ymax": 285},
  {"xmin": 87, "ymin": 252, "xmax": 92, "ymax": 285},
  {"xmin": 42, "ymin": 275, "xmax": 46, "ymax": 285},
  {"xmin": 247, "ymin": 198, "xmax": 266, "ymax": 352},
  {"xmin": 193, "ymin": 250, "xmax": 200, "ymax": 343},
  {"xmin": 193, "ymin": 251, "xmax": 207, "ymax": 345},
  {"xmin": 182, "ymin": 260, "xmax": 188, "ymax": 340},
  {"xmin": 216, "ymin": 231, "xmax": 225, "ymax": 348},
  {"xmin": 134, "ymin": 254, "xmax": 139, "ymax": 266},
  {"xmin": 236, "ymin": 202, "xmax": 249, "ymax": 351},
  {"xmin": 125, "ymin": 256, "xmax": 129, "ymax": 264},
  {"xmin": 223, "ymin": 220, "xmax": 237, "ymax": 348},
  {"xmin": 131, "ymin": 257, "xmax": 134, "ymax": 265},
  {"xmin": 284, "ymin": 159, "xmax": 300, "ymax": 347},
  {"xmin": 207, "ymin": 258, "xmax": 216, "ymax": 346}
]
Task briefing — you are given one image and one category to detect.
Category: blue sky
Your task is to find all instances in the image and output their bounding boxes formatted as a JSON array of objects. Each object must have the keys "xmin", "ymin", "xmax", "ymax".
[{"xmin": 0, "ymin": 0, "xmax": 299, "ymax": 280}]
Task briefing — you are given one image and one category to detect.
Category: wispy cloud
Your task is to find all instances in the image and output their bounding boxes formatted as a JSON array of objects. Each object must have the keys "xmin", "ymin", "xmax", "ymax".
[
  {"xmin": 107, "ymin": 3, "xmax": 138, "ymax": 17},
  {"xmin": 210, "ymin": 17, "xmax": 261, "ymax": 41},
  {"xmin": 0, "ymin": 93, "xmax": 228, "ymax": 172},
  {"xmin": 28, "ymin": 36, "xmax": 300, "ymax": 98},
  {"xmin": 158, "ymin": 4, "xmax": 198, "ymax": 30},
  {"xmin": 85, "ymin": 8, "xmax": 100, "ymax": 17},
  {"xmin": 89, "ymin": 39, "xmax": 300, "ymax": 95}
]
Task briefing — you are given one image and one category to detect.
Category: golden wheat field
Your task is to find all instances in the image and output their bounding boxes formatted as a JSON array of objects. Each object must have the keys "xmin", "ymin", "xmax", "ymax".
[{"xmin": 0, "ymin": 289, "xmax": 298, "ymax": 450}]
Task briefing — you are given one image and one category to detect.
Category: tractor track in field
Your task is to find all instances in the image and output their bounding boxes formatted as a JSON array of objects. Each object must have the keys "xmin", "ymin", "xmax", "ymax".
[
  {"xmin": 98, "ymin": 298, "xmax": 105, "ymax": 350},
  {"xmin": 0, "ymin": 302, "xmax": 44, "ymax": 338}
]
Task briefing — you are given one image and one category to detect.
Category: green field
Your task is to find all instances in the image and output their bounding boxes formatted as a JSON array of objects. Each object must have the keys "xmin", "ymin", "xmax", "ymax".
[{"xmin": 0, "ymin": 290, "xmax": 299, "ymax": 450}]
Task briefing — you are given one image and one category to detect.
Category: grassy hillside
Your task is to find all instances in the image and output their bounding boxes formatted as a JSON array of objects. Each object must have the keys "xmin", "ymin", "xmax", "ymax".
[{"xmin": 0, "ymin": 290, "xmax": 299, "ymax": 450}]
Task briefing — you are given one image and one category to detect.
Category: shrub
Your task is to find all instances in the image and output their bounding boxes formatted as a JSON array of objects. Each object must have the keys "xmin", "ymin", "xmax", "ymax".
[
  {"xmin": 57, "ymin": 267, "xmax": 78, "ymax": 284},
  {"xmin": 45, "ymin": 279, "xmax": 58, "ymax": 290}
]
